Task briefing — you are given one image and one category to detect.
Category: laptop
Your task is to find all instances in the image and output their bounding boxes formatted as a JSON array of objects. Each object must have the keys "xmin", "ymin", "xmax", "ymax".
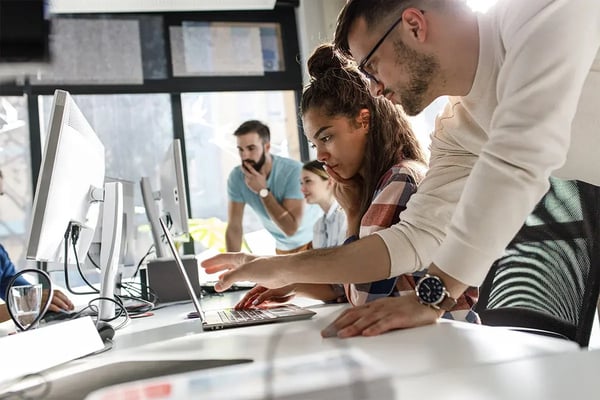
[{"xmin": 158, "ymin": 218, "xmax": 316, "ymax": 331}]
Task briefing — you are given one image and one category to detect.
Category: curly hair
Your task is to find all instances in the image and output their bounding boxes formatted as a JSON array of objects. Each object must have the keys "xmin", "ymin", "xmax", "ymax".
[{"xmin": 300, "ymin": 43, "xmax": 426, "ymax": 220}]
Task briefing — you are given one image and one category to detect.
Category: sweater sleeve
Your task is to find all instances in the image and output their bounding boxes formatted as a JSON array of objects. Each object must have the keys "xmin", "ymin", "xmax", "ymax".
[
  {"xmin": 0, "ymin": 245, "xmax": 30, "ymax": 300},
  {"xmin": 376, "ymin": 130, "xmax": 475, "ymax": 278},
  {"xmin": 434, "ymin": 0, "xmax": 600, "ymax": 286}
]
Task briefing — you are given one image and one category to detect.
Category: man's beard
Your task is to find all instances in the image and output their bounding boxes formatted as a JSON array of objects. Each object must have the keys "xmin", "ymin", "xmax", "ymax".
[
  {"xmin": 244, "ymin": 150, "xmax": 266, "ymax": 172},
  {"xmin": 392, "ymin": 39, "xmax": 439, "ymax": 116}
]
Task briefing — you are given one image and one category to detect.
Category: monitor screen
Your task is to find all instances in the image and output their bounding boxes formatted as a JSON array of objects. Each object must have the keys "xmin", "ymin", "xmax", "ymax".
[{"xmin": 26, "ymin": 89, "xmax": 105, "ymax": 263}]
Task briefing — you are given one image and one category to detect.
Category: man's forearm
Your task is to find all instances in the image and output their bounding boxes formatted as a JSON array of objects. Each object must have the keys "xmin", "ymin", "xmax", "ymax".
[
  {"xmin": 427, "ymin": 263, "xmax": 469, "ymax": 299},
  {"xmin": 225, "ymin": 227, "xmax": 243, "ymax": 252},
  {"xmin": 260, "ymin": 193, "xmax": 299, "ymax": 236},
  {"xmin": 295, "ymin": 283, "xmax": 339, "ymax": 302},
  {"xmin": 282, "ymin": 235, "xmax": 391, "ymax": 284}
]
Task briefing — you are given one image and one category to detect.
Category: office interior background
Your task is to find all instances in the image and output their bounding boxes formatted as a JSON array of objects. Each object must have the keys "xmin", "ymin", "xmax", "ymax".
[{"xmin": 0, "ymin": 0, "xmax": 448, "ymax": 273}]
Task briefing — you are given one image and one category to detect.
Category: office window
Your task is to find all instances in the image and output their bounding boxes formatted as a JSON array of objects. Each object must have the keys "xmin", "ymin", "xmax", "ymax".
[
  {"xmin": 0, "ymin": 96, "xmax": 32, "ymax": 269},
  {"xmin": 181, "ymin": 90, "xmax": 299, "ymax": 237},
  {"xmin": 30, "ymin": 17, "xmax": 154, "ymax": 85},
  {"xmin": 139, "ymin": 16, "xmax": 169, "ymax": 80},
  {"xmin": 171, "ymin": 22, "xmax": 284, "ymax": 76}
]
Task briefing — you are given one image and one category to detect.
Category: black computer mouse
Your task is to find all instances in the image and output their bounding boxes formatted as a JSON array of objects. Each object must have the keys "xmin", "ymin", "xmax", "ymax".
[{"xmin": 96, "ymin": 321, "xmax": 115, "ymax": 343}]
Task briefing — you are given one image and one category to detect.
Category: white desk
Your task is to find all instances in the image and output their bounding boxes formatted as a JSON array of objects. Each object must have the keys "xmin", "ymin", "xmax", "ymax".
[
  {"xmin": 4, "ymin": 292, "xmax": 581, "ymax": 399},
  {"xmin": 390, "ymin": 347, "xmax": 600, "ymax": 399}
]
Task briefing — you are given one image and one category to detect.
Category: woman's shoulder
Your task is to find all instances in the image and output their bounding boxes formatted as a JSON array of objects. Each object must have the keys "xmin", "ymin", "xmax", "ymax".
[{"xmin": 389, "ymin": 159, "xmax": 427, "ymax": 185}]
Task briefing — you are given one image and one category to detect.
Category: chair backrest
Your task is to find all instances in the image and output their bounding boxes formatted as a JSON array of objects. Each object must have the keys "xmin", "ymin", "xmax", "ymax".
[{"xmin": 474, "ymin": 178, "xmax": 600, "ymax": 347}]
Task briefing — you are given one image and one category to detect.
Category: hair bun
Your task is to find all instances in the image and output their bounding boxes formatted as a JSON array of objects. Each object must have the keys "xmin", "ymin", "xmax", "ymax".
[{"xmin": 307, "ymin": 43, "xmax": 349, "ymax": 80}]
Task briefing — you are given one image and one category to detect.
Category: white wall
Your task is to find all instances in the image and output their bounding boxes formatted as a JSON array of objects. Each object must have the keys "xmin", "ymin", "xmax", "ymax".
[{"xmin": 295, "ymin": 0, "xmax": 345, "ymax": 85}]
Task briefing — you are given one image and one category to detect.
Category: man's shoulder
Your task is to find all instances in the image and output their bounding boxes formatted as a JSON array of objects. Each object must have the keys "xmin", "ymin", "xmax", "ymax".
[
  {"xmin": 272, "ymin": 154, "xmax": 302, "ymax": 170},
  {"xmin": 227, "ymin": 165, "xmax": 243, "ymax": 180},
  {"xmin": 229, "ymin": 164, "xmax": 243, "ymax": 174}
]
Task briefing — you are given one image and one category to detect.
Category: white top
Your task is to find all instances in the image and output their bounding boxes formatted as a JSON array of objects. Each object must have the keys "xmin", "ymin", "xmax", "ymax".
[
  {"xmin": 312, "ymin": 200, "xmax": 347, "ymax": 249},
  {"xmin": 377, "ymin": 0, "xmax": 600, "ymax": 286}
]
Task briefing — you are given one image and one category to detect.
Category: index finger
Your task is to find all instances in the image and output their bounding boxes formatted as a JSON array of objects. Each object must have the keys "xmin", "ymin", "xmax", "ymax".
[
  {"xmin": 323, "ymin": 164, "xmax": 343, "ymax": 182},
  {"xmin": 53, "ymin": 290, "xmax": 74, "ymax": 309},
  {"xmin": 242, "ymin": 161, "xmax": 260, "ymax": 176},
  {"xmin": 201, "ymin": 253, "xmax": 244, "ymax": 274},
  {"xmin": 49, "ymin": 290, "xmax": 73, "ymax": 312}
]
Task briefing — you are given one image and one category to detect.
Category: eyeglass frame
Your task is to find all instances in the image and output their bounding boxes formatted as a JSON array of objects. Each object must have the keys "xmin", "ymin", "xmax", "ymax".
[{"xmin": 357, "ymin": 9, "xmax": 424, "ymax": 84}]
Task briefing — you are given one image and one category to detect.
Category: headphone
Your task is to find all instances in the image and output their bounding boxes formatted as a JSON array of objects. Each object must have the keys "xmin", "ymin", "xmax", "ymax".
[{"xmin": 5, "ymin": 268, "xmax": 53, "ymax": 331}]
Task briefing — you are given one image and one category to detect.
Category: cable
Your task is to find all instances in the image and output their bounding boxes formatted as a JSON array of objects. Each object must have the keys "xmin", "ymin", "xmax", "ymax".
[
  {"xmin": 132, "ymin": 244, "xmax": 155, "ymax": 279},
  {"xmin": 118, "ymin": 282, "xmax": 158, "ymax": 306},
  {"xmin": 62, "ymin": 223, "xmax": 97, "ymax": 296},
  {"xmin": 117, "ymin": 294, "xmax": 155, "ymax": 315},
  {"xmin": 72, "ymin": 238, "xmax": 99, "ymax": 293},
  {"xmin": 87, "ymin": 296, "xmax": 130, "ymax": 330},
  {"xmin": 87, "ymin": 253, "xmax": 101, "ymax": 270}
]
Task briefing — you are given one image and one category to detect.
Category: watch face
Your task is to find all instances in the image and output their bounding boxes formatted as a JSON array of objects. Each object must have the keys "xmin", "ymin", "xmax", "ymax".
[{"xmin": 416, "ymin": 276, "xmax": 445, "ymax": 305}]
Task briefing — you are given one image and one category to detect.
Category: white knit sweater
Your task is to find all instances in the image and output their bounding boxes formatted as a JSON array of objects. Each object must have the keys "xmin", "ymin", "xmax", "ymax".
[{"xmin": 377, "ymin": 0, "xmax": 600, "ymax": 286}]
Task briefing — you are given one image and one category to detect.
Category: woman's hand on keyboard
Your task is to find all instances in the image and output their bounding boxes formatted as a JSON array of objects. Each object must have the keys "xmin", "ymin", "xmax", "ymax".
[{"xmin": 235, "ymin": 285, "xmax": 296, "ymax": 310}]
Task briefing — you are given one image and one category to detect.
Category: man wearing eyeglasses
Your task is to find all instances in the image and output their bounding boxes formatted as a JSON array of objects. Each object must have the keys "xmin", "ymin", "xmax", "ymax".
[
  {"xmin": 201, "ymin": 0, "xmax": 600, "ymax": 337},
  {"xmin": 0, "ymin": 169, "xmax": 74, "ymax": 322}
]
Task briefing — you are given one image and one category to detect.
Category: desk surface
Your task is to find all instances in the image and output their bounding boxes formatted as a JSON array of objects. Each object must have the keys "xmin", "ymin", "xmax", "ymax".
[
  {"xmin": 391, "ymin": 346, "xmax": 600, "ymax": 399},
  {"xmin": 5, "ymin": 292, "xmax": 582, "ymax": 399}
]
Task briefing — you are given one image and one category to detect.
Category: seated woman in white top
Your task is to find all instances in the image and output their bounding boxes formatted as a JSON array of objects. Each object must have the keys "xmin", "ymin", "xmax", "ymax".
[
  {"xmin": 300, "ymin": 160, "xmax": 347, "ymax": 249},
  {"xmin": 232, "ymin": 161, "xmax": 348, "ymax": 307}
]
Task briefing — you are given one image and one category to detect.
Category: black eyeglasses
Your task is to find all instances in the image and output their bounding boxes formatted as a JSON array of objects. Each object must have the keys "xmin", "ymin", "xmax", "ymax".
[
  {"xmin": 357, "ymin": 10, "xmax": 424, "ymax": 84},
  {"xmin": 357, "ymin": 14, "xmax": 404, "ymax": 84}
]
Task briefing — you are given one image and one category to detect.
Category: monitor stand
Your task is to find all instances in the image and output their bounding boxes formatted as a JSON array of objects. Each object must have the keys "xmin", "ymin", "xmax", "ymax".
[{"xmin": 97, "ymin": 181, "xmax": 124, "ymax": 321}]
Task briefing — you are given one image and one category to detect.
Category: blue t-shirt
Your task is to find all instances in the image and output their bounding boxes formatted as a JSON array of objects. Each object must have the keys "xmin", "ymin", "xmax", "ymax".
[
  {"xmin": 227, "ymin": 155, "xmax": 320, "ymax": 250},
  {"xmin": 0, "ymin": 244, "xmax": 29, "ymax": 301}
]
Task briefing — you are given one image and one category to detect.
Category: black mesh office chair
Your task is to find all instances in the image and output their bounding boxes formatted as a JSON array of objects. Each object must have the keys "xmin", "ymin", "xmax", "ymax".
[{"xmin": 474, "ymin": 178, "xmax": 600, "ymax": 347}]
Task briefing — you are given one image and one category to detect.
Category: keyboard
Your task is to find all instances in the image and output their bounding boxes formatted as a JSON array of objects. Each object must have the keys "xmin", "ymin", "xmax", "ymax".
[
  {"xmin": 42, "ymin": 310, "xmax": 78, "ymax": 323},
  {"xmin": 217, "ymin": 309, "xmax": 276, "ymax": 323}
]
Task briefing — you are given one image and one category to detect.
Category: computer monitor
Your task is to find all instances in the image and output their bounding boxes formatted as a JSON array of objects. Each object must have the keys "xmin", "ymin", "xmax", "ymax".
[
  {"xmin": 140, "ymin": 139, "xmax": 190, "ymax": 258},
  {"xmin": 159, "ymin": 139, "xmax": 190, "ymax": 238},
  {"xmin": 26, "ymin": 89, "xmax": 123, "ymax": 321}
]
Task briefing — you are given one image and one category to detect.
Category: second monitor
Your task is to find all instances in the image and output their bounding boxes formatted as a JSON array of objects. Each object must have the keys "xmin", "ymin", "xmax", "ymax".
[{"xmin": 141, "ymin": 138, "xmax": 190, "ymax": 258}]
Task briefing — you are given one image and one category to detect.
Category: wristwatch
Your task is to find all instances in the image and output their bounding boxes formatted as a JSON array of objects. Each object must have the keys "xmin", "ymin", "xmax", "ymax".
[
  {"xmin": 415, "ymin": 274, "xmax": 457, "ymax": 311},
  {"xmin": 259, "ymin": 188, "xmax": 269, "ymax": 198}
]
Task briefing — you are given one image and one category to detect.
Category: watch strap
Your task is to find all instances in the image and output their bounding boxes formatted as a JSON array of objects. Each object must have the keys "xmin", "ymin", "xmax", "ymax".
[{"xmin": 437, "ymin": 292, "xmax": 458, "ymax": 311}]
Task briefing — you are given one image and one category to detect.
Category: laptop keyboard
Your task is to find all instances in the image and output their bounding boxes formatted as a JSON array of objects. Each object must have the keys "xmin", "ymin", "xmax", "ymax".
[{"xmin": 217, "ymin": 309, "xmax": 276, "ymax": 323}]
